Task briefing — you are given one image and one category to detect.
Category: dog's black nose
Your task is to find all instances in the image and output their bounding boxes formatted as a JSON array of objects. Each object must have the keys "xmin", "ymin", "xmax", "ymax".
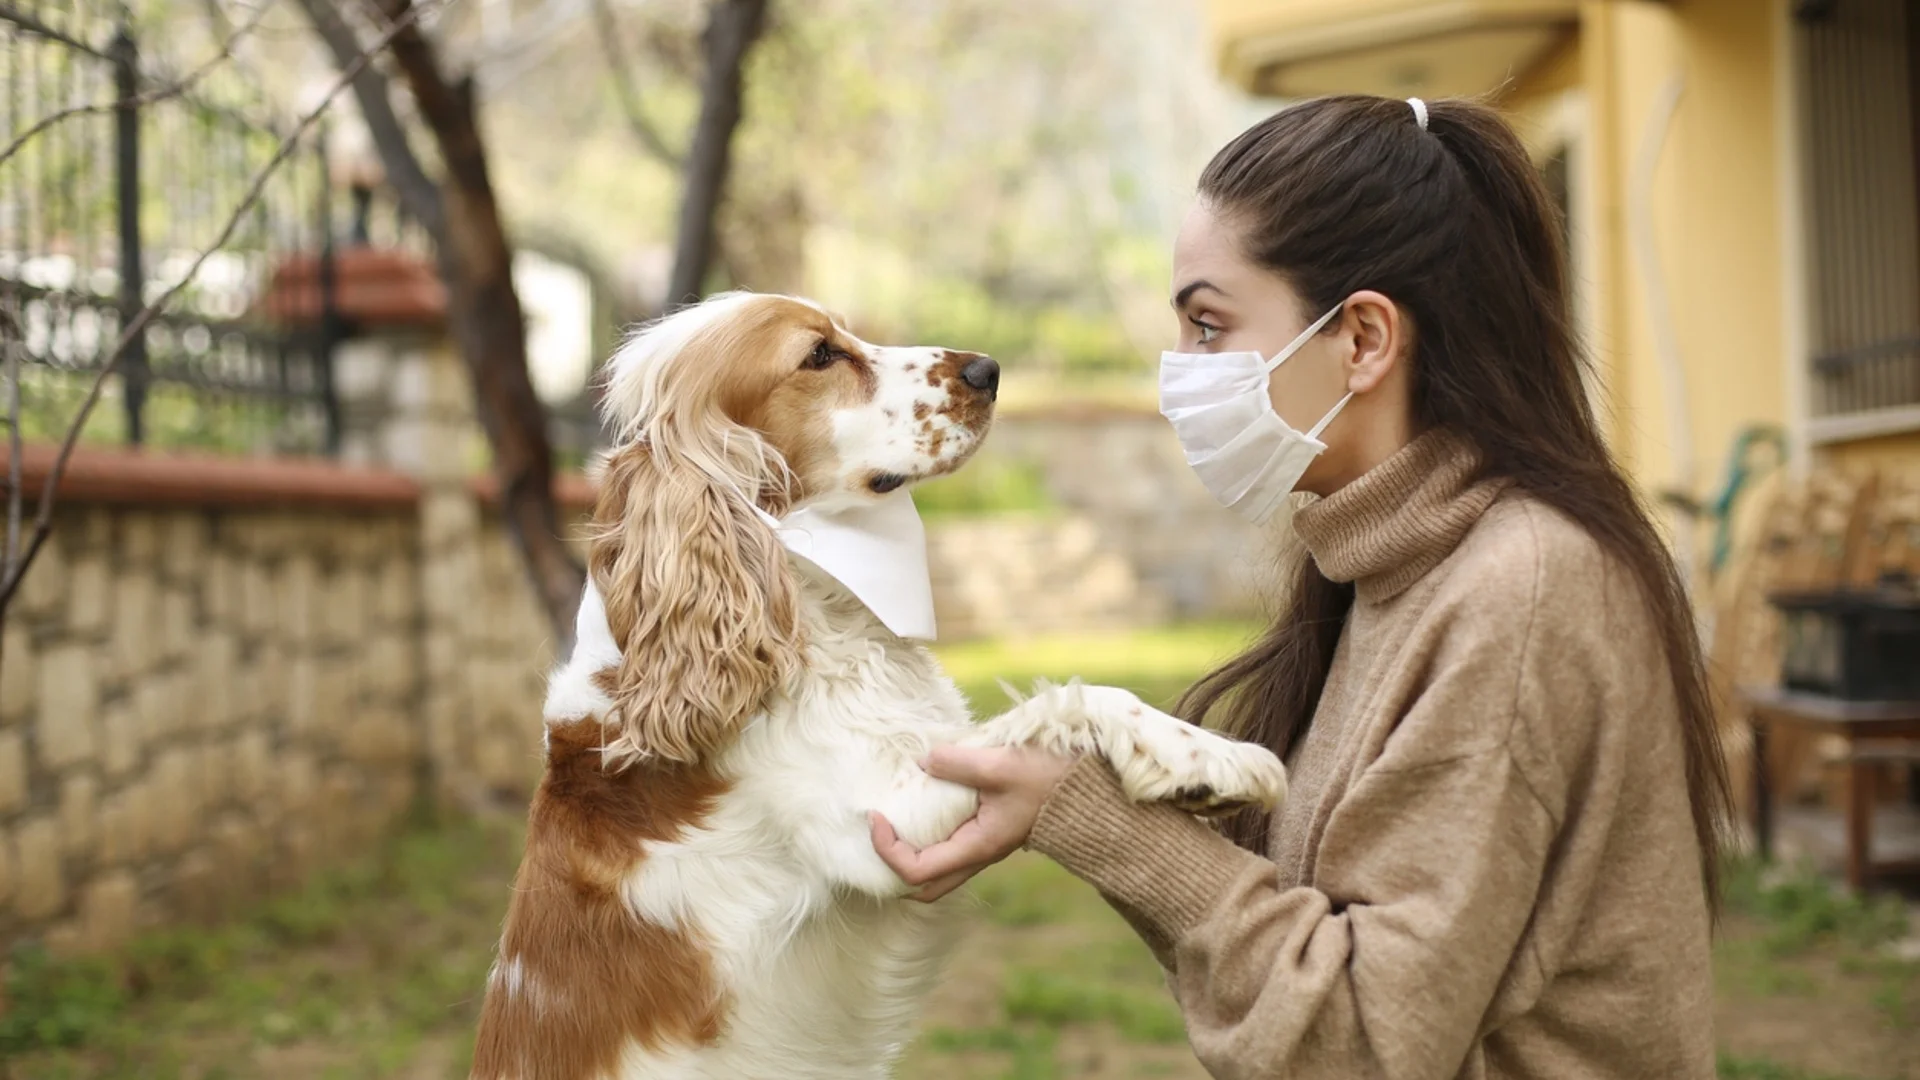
[{"xmin": 961, "ymin": 356, "xmax": 999, "ymax": 396}]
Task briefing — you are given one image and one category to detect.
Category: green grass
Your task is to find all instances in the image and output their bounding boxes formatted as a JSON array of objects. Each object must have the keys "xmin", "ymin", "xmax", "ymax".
[
  {"xmin": 1722, "ymin": 855, "xmax": 1910, "ymax": 958},
  {"xmin": 933, "ymin": 619, "xmax": 1261, "ymax": 715},
  {"xmin": 1001, "ymin": 969, "xmax": 1185, "ymax": 1044},
  {"xmin": 1716, "ymin": 1052, "xmax": 1876, "ymax": 1080},
  {"xmin": 1714, "ymin": 852, "xmax": 1913, "ymax": 1013},
  {"xmin": 1709, "ymin": 856, "xmax": 1916, "ymax": 1079},
  {"xmin": 967, "ymin": 847, "xmax": 1085, "ymax": 928},
  {"xmin": 923, "ymin": 1024, "xmax": 1060, "ymax": 1078},
  {"xmin": 899, "ymin": 851, "xmax": 1195, "ymax": 1080},
  {"xmin": 2, "ymin": 809, "xmax": 515, "ymax": 1079}
]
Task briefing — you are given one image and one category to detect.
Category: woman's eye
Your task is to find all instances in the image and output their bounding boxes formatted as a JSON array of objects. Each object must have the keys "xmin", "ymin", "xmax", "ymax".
[
  {"xmin": 804, "ymin": 341, "xmax": 837, "ymax": 370},
  {"xmin": 1192, "ymin": 320, "xmax": 1222, "ymax": 345}
]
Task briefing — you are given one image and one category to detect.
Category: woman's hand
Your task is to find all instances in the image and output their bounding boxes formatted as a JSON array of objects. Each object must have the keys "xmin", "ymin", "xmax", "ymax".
[{"xmin": 870, "ymin": 745, "xmax": 1079, "ymax": 902}]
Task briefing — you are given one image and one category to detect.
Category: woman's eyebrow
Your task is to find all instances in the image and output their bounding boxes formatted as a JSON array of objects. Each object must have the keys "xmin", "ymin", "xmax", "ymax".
[{"xmin": 1172, "ymin": 280, "xmax": 1226, "ymax": 311}]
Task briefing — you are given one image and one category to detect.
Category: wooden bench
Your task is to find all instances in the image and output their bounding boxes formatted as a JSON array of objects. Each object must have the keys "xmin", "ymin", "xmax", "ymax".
[{"xmin": 1743, "ymin": 686, "xmax": 1920, "ymax": 890}]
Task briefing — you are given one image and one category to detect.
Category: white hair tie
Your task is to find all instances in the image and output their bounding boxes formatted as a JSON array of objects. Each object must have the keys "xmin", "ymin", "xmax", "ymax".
[{"xmin": 1407, "ymin": 97, "xmax": 1429, "ymax": 131}]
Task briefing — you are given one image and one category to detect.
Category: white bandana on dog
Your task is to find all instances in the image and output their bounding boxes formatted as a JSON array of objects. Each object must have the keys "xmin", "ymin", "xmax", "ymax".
[{"xmin": 754, "ymin": 490, "xmax": 938, "ymax": 641}]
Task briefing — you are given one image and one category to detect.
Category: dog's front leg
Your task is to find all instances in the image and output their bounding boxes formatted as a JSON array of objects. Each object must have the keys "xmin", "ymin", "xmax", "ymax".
[{"xmin": 960, "ymin": 683, "xmax": 1287, "ymax": 817}]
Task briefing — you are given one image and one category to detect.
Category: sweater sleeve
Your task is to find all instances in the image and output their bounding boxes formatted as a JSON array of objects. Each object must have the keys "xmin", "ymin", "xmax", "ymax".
[
  {"xmin": 1028, "ymin": 730, "xmax": 1557, "ymax": 1079},
  {"xmin": 1104, "ymin": 892, "xmax": 1178, "ymax": 973}
]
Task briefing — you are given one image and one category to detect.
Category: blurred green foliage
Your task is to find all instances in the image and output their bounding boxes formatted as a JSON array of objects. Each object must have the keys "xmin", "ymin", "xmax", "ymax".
[
  {"xmin": 934, "ymin": 620, "xmax": 1262, "ymax": 714},
  {"xmin": 902, "ymin": 280, "xmax": 1144, "ymax": 377},
  {"xmin": 912, "ymin": 458, "xmax": 1057, "ymax": 520}
]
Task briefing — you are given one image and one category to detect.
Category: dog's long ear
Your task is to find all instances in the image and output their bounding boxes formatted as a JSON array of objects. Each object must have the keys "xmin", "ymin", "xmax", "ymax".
[{"xmin": 588, "ymin": 431, "xmax": 801, "ymax": 766}]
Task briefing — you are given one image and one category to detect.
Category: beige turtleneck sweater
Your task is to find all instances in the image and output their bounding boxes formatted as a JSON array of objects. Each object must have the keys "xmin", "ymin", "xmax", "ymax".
[{"xmin": 1027, "ymin": 430, "xmax": 1715, "ymax": 1080}]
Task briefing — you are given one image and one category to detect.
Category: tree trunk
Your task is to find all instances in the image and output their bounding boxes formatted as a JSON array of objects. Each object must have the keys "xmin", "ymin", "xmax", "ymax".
[
  {"xmin": 369, "ymin": 0, "xmax": 587, "ymax": 647},
  {"xmin": 665, "ymin": 0, "xmax": 769, "ymax": 309}
]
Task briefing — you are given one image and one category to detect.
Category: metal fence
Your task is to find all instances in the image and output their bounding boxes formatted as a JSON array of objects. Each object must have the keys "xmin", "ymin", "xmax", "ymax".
[{"xmin": 0, "ymin": 0, "xmax": 343, "ymax": 456}]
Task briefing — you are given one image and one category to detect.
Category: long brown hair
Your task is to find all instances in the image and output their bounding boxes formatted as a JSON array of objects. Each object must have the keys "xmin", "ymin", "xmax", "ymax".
[{"xmin": 1175, "ymin": 96, "xmax": 1733, "ymax": 914}]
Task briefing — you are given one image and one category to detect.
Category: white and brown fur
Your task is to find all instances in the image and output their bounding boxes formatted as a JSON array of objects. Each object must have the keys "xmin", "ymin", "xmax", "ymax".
[{"xmin": 469, "ymin": 292, "xmax": 1287, "ymax": 1080}]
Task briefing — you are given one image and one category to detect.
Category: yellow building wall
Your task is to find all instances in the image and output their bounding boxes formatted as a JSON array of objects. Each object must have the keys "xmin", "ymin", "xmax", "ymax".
[
  {"xmin": 1670, "ymin": 0, "xmax": 1787, "ymax": 487},
  {"xmin": 1573, "ymin": 0, "xmax": 1786, "ymax": 500}
]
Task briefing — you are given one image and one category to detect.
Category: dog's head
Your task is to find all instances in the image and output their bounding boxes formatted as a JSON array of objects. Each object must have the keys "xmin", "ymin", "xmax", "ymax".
[{"xmin": 586, "ymin": 292, "xmax": 998, "ymax": 765}]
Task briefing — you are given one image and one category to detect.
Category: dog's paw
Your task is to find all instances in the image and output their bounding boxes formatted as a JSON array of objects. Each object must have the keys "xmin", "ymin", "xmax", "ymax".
[{"xmin": 1109, "ymin": 706, "xmax": 1287, "ymax": 818}]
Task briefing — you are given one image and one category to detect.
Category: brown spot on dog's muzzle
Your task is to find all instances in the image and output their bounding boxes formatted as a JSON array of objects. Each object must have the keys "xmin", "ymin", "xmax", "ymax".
[{"xmin": 926, "ymin": 350, "xmax": 999, "ymax": 436}]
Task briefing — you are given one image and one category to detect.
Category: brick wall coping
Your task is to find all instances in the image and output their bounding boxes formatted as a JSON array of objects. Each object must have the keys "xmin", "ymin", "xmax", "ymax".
[{"xmin": 0, "ymin": 443, "xmax": 422, "ymax": 511}]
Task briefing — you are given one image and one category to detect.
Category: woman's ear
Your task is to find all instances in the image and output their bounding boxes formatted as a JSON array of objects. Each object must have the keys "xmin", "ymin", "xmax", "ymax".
[
  {"xmin": 587, "ymin": 435, "xmax": 802, "ymax": 767},
  {"xmin": 1339, "ymin": 289, "xmax": 1407, "ymax": 394}
]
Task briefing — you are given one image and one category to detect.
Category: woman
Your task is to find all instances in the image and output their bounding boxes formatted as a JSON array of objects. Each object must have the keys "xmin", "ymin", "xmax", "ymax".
[{"xmin": 872, "ymin": 95, "xmax": 1730, "ymax": 1079}]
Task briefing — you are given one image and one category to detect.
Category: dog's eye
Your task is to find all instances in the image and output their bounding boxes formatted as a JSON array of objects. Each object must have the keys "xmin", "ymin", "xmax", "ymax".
[{"xmin": 803, "ymin": 340, "xmax": 839, "ymax": 371}]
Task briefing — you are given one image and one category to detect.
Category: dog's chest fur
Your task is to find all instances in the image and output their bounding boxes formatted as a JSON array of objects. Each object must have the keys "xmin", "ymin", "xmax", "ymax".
[{"xmin": 552, "ymin": 569, "xmax": 981, "ymax": 1078}]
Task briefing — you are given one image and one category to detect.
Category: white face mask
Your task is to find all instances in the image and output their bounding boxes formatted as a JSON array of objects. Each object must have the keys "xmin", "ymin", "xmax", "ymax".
[{"xmin": 1158, "ymin": 303, "xmax": 1352, "ymax": 525}]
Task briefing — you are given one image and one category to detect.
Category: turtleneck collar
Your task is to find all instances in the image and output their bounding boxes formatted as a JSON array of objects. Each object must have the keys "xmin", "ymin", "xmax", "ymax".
[{"xmin": 1291, "ymin": 428, "xmax": 1507, "ymax": 604}]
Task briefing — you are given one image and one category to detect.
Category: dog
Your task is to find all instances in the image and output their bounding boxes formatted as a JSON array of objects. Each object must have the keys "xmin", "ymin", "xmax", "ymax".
[{"xmin": 469, "ymin": 292, "xmax": 1288, "ymax": 1080}]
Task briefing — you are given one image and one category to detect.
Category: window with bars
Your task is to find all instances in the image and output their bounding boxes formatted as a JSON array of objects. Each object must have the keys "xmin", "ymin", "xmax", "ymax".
[{"xmin": 1797, "ymin": 0, "xmax": 1920, "ymax": 438}]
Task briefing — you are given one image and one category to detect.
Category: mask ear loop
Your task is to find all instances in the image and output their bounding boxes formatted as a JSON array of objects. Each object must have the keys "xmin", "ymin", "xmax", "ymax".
[
  {"xmin": 1272, "ymin": 302, "xmax": 1354, "ymax": 439},
  {"xmin": 1261, "ymin": 303, "xmax": 1347, "ymax": 374},
  {"xmin": 1307, "ymin": 391, "xmax": 1355, "ymax": 440}
]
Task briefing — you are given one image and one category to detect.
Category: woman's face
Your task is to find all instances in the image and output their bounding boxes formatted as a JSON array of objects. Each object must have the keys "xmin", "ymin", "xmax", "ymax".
[{"xmin": 1169, "ymin": 200, "xmax": 1408, "ymax": 497}]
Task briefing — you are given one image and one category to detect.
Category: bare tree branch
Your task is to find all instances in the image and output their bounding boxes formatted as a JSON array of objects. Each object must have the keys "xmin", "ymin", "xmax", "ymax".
[
  {"xmin": 665, "ymin": 0, "xmax": 768, "ymax": 308},
  {"xmin": 195, "ymin": 0, "xmax": 284, "ymax": 110},
  {"xmin": 3, "ymin": 309, "xmax": 21, "ymax": 583},
  {"xmin": 293, "ymin": 0, "xmax": 446, "ymax": 236},
  {"xmin": 0, "ymin": 0, "xmax": 447, "ymax": 620},
  {"xmin": 0, "ymin": 3, "xmax": 109, "ymax": 56},
  {"xmin": 0, "ymin": 0, "xmax": 281, "ymax": 170},
  {"xmin": 588, "ymin": 0, "xmax": 684, "ymax": 168},
  {"xmin": 0, "ymin": 310, "xmax": 11, "ymax": 676},
  {"xmin": 201, "ymin": 0, "xmax": 238, "ymax": 33}
]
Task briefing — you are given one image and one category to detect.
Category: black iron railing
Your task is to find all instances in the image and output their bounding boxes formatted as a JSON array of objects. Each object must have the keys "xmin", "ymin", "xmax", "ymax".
[{"xmin": 0, "ymin": 1, "xmax": 343, "ymax": 455}]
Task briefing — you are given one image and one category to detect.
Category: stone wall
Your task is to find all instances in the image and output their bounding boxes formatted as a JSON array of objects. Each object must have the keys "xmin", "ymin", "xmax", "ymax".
[
  {"xmin": 927, "ymin": 514, "xmax": 1171, "ymax": 640},
  {"xmin": 427, "ymin": 508, "xmax": 583, "ymax": 806},
  {"xmin": 0, "ymin": 487, "xmax": 397, "ymax": 951},
  {"xmin": 0, "ymin": 449, "xmax": 583, "ymax": 954},
  {"xmin": 0, "ymin": 329, "xmax": 605, "ymax": 964}
]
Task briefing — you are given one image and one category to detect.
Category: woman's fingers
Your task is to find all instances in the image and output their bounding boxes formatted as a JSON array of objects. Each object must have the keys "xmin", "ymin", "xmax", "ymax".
[
  {"xmin": 870, "ymin": 813, "xmax": 984, "ymax": 901},
  {"xmin": 919, "ymin": 745, "xmax": 1013, "ymax": 789},
  {"xmin": 871, "ymin": 747, "xmax": 1074, "ymax": 901},
  {"xmin": 869, "ymin": 812, "xmax": 919, "ymax": 876},
  {"xmin": 910, "ymin": 868, "xmax": 980, "ymax": 903},
  {"xmin": 868, "ymin": 812, "xmax": 1011, "ymax": 887}
]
